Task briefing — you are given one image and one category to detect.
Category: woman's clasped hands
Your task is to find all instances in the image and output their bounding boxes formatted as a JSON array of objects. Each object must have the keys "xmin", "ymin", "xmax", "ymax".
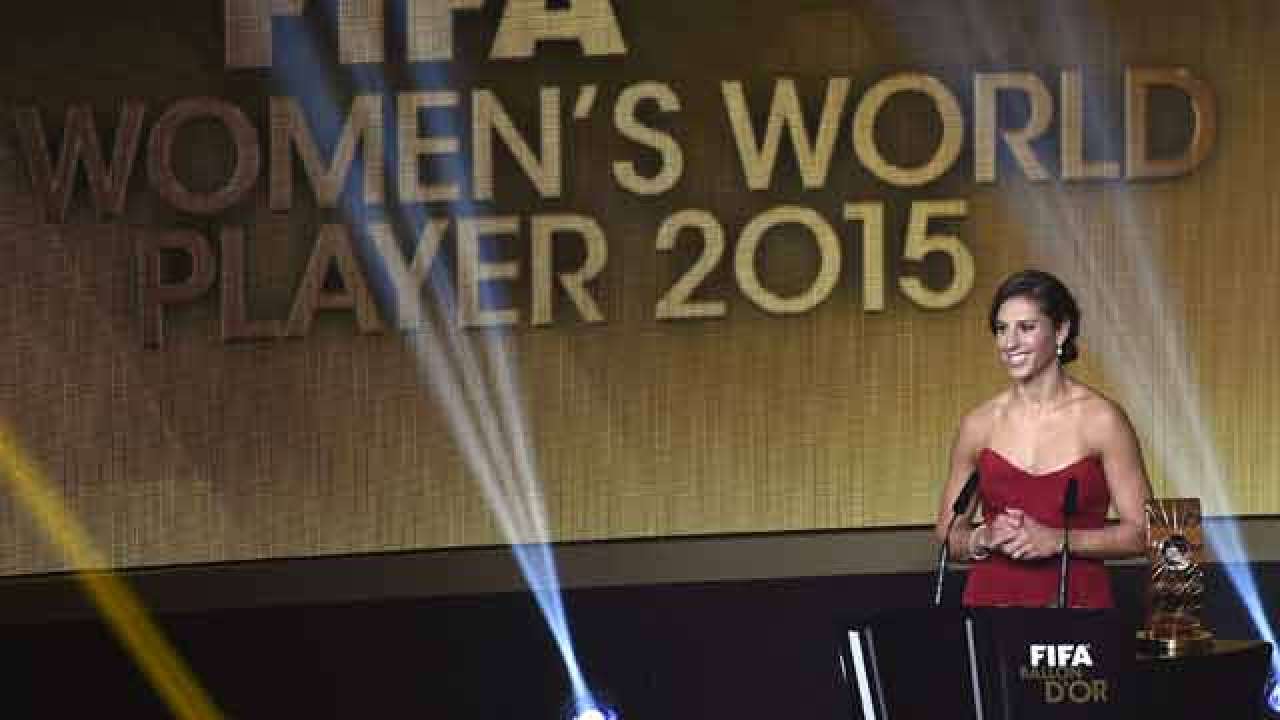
[{"xmin": 984, "ymin": 508, "xmax": 1063, "ymax": 561}]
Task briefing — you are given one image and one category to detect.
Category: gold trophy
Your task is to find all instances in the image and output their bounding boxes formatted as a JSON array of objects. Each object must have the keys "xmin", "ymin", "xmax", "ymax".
[{"xmin": 1136, "ymin": 498, "xmax": 1214, "ymax": 656}]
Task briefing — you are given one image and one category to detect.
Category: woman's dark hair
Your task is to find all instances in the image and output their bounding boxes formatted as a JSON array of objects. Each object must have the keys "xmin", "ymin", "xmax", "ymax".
[{"xmin": 988, "ymin": 269, "xmax": 1081, "ymax": 364}]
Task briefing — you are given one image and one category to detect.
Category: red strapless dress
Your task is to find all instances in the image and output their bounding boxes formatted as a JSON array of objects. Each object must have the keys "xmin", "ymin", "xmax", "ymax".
[{"xmin": 962, "ymin": 448, "xmax": 1114, "ymax": 608}]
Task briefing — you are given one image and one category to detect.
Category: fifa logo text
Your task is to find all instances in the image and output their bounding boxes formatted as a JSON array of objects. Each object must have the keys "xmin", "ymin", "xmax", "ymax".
[{"xmin": 1029, "ymin": 643, "xmax": 1094, "ymax": 668}]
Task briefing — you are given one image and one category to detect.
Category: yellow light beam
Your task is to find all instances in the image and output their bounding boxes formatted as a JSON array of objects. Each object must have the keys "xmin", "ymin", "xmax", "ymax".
[{"xmin": 0, "ymin": 423, "xmax": 224, "ymax": 719}]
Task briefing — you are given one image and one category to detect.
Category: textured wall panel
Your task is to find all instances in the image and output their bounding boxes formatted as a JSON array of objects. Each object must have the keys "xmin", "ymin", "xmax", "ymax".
[{"xmin": 0, "ymin": 0, "xmax": 1277, "ymax": 575}]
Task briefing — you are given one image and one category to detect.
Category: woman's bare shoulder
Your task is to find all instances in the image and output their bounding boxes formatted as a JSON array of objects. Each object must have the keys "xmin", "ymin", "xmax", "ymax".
[
  {"xmin": 1070, "ymin": 383, "xmax": 1135, "ymax": 437},
  {"xmin": 957, "ymin": 391, "xmax": 1010, "ymax": 445}
]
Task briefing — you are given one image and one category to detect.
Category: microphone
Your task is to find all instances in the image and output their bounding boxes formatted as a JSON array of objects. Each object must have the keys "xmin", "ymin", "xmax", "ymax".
[
  {"xmin": 1056, "ymin": 477, "xmax": 1079, "ymax": 609},
  {"xmin": 934, "ymin": 471, "xmax": 980, "ymax": 606},
  {"xmin": 952, "ymin": 471, "xmax": 981, "ymax": 517}
]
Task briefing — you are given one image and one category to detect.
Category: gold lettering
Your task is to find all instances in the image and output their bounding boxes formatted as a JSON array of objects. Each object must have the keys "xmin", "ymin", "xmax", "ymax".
[
  {"xmin": 735, "ymin": 206, "xmax": 840, "ymax": 315},
  {"xmin": 220, "ymin": 226, "xmax": 283, "ymax": 341},
  {"xmin": 370, "ymin": 218, "xmax": 449, "ymax": 329},
  {"xmin": 270, "ymin": 95, "xmax": 385, "ymax": 210},
  {"xmin": 612, "ymin": 82, "xmax": 684, "ymax": 195},
  {"xmin": 407, "ymin": 0, "xmax": 484, "ymax": 62},
  {"xmin": 842, "ymin": 203, "xmax": 885, "ymax": 311},
  {"xmin": 472, "ymin": 88, "xmax": 562, "ymax": 201},
  {"xmin": 148, "ymin": 98, "xmax": 261, "ymax": 215},
  {"xmin": 285, "ymin": 224, "xmax": 385, "ymax": 336},
  {"xmin": 1045, "ymin": 680, "xmax": 1065, "ymax": 704},
  {"xmin": 655, "ymin": 210, "xmax": 727, "ymax": 320},
  {"xmin": 338, "ymin": 0, "xmax": 384, "ymax": 64},
  {"xmin": 457, "ymin": 216, "xmax": 520, "ymax": 327},
  {"xmin": 136, "ymin": 229, "xmax": 216, "ymax": 349},
  {"xmin": 722, "ymin": 78, "xmax": 849, "ymax": 190},
  {"xmin": 1061, "ymin": 71, "xmax": 1120, "ymax": 180},
  {"xmin": 531, "ymin": 214, "xmax": 607, "ymax": 326},
  {"xmin": 853, "ymin": 73, "xmax": 963, "ymax": 187},
  {"xmin": 490, "ymin": 0, "xmax": 626, "ymax": 59},
  {"xmin": 398, "ymin": 91, "xmax": 461, "ymax": 203},
  {"xmin": 899, "ymin": 200, "xmax": 972, "ymax": 309},
  {"xmin": 224, "ymin": 0, "xmax": 307, "ymax": 69},
  {"xmin": 1125, "ymin": 67, "xmax": 1217, "ymax": 178},
  {"xmin": 15, "ymin": 102, "xmax": 145, "ymax": 223},
  {"xmin": 1067, "ymin": 679, "xmax": 1094, "ymax": 703},
  {"xmin": 973, "ymin": 72, "xmax": 1052, "ymax": 183}
]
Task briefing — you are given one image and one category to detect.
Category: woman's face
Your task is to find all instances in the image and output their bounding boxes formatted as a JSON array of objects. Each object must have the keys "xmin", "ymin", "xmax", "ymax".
[{"xmin": 993, "ymin": 295, "xmax": 1065, "ymax": 380}]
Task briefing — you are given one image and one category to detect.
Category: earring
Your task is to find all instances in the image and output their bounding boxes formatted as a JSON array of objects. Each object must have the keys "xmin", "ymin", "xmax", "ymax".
[{"xmin": 1056, "ymin": 344, "xmax": 1063, "ymax": 358}]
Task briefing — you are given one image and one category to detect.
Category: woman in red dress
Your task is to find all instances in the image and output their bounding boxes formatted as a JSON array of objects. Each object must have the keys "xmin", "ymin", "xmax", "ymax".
[{"xmin": 934, "ymin": 270, "xmax": 1152, "ymax": 608}]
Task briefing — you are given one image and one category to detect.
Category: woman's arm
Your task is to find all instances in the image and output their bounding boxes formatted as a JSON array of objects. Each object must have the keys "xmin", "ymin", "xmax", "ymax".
[{"xmin": 935, "ymin": 408, "xmax": 988, "ymax": 561}]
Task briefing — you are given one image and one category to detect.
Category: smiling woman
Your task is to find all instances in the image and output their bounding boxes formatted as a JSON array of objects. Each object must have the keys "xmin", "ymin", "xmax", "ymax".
[{"xmin": 934, "ymin": 269, "xmax": 1153, "ymax": 608}]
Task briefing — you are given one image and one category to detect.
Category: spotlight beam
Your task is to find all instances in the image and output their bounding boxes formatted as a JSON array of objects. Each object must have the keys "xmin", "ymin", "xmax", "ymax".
[
  {"xmin": 269, "ymin": 14, "xmax": 600, "ymax": 705},
  {"xmin": 0, "ymin": 423, "xmax": 225, "ymax": 719}
]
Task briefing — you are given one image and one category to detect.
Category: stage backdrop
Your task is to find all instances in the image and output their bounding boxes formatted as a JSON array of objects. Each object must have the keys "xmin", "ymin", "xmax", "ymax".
[{"xmin": 1, "ymin": 0, "xmax": 1277, "ymax": 575}]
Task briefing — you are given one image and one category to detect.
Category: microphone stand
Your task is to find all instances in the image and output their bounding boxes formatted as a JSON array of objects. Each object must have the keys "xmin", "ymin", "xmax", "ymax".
[
  {"xmin": 933, "ymin": 515, "xmax": 961, "ymax": 607},
  {"xmin": 934, "ymin": 472, "xmax": 979, "ymax": 607},
  {"xmin": 1056, "ymin": 477, "xmax": 1079, "ymax": 609}
]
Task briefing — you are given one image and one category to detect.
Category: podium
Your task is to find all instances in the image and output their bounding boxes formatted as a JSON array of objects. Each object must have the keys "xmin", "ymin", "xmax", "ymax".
[{"xmin": 841, "ymin": 607, "xmax": 1135, "ymax": 719}]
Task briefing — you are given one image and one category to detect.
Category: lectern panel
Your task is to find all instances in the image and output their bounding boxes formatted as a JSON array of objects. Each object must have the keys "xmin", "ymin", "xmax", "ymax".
[{"xmin": 844, "ymin": 607, "xmax": 983, "ymax": 720}]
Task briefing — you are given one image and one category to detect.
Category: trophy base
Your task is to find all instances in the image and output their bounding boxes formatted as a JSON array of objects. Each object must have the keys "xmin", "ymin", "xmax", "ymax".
[{"xmin": 1136, "ymin": 628, "xmax": 1215, "ymax": 657}]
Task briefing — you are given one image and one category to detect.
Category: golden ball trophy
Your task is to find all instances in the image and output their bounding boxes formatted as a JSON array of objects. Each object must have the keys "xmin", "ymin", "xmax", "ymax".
[{"xmin": 1136, "ymin": 498, "xmax": 1215, "ymax": 656}]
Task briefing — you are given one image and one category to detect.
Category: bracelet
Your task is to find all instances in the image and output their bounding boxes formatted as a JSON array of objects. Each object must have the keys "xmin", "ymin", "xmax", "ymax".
[{"xmin": 968, "ymin": 523, "xmax": 991, "ymax": 560}]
